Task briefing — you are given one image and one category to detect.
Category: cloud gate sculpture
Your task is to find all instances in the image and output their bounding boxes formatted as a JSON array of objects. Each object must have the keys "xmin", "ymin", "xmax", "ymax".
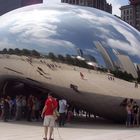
[{"xmin": 0, "ymin": 2, "xmax": 140, "ymax": 122}]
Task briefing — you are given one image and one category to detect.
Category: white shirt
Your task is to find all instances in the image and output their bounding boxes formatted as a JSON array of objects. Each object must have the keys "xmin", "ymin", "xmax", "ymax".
[{"xmin": 59, "ymin": 99, "xmax": 67, "ymax": 113}]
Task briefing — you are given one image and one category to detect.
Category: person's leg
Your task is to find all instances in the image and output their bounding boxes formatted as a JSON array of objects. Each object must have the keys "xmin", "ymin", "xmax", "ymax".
[
  {"xmin": 49, "ymin": 116, "xmax": 55, "ymax": 140},
  {"xmin": 136, "ymin": 115, "xmax": 139, "ymax": 127},
  {"xmin": 44, "ymin": 126, "xmax": 48, "ymax": 139},
  {"xmin": 128, "ymin": 114, "xmax": 131, "ymax": 127},
  {"xmin": 59, "ymin": 113, "xmax": 62, "ymax": 126},
  {"xmin": 133, "ymin": 115, "xmax": 136, "ymax": 126},
  {"xmin": 126, "ymin": 114, "xmax": 129, "ymax": 126},
  {"xmin": 49, "ymin": 126, "xmax": 54, "ymax": 140},
  {"xmin": 27, "ymin": 108, "xmax": 31, "ymax": 121},
  {"xmin": 43, "ymin": 116, "xmax": 50, "ymax": 139},
  {"xmin": 62, "ymin": 113, "xmax": 66, "ymax": 126},
  {"xmin": 3, "ymin": 110, "xmax": 6, "ymax": 122}
]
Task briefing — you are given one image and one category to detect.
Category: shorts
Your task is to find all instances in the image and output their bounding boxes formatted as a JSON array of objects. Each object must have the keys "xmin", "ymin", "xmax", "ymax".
[{"xmin": 43, "ymin": 115, "xmax": 55, "ymax": 127}]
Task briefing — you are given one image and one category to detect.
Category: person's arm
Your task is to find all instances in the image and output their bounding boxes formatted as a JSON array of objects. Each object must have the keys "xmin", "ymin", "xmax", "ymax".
[{"xmin": 41, "ymin": 105, "xmax": 47, "ymax": 118}]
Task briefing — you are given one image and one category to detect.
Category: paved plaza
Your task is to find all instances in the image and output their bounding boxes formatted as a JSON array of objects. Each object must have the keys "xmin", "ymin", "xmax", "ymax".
[{"xmin": 0, "ymin": 118, "xmax": 140, "ymax": 140}]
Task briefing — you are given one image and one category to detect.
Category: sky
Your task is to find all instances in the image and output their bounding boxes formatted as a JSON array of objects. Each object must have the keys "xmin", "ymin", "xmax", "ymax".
[
  {"xmin": 107, "ymin": 0, "xmax": 129, "ymax": 16},
  {"xmin": 43, "ymin": 0, "xmax": 129, "ymax": 16}
]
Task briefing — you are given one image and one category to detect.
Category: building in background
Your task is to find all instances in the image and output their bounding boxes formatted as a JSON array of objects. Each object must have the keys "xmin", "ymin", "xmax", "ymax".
[
  {"xmin": 116, "ymin": 54, "xmax": 138, "ymax": 78},
  {"xmin": 76, "ymin": 48, "xmax": 84, "ymax": 57},
  {"xmin": 61, "ymin": 0, "xmax": 112, "ymax": 14},
  {"xmin": 0, "ymin": 0, "xmax": 43, "ymax": 16},
  {"xmin": 120, "ymin": 5, "xmax": 134, "ymax": 27},
  {"xmin": 94, "ymin": 41, "xmax": 115, "ymax": 70},
  {"xmin": 21, "ymin": 0, "xmax": 43, "ymax": 6},
  {"xmin": 120, "ymin": 0, "xmax": 140, "ymax": 31}
]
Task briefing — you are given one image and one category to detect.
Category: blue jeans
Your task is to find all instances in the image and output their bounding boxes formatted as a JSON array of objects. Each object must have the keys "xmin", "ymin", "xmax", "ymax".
[{"xmin": 126, "ymin": 114, "xmax": 131, "ymax": 125}]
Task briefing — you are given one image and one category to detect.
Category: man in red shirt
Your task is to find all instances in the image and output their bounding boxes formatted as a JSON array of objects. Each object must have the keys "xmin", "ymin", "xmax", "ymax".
[{"xmin": 41, "ymin": 93, "xmax": 58, "ymax": 140}]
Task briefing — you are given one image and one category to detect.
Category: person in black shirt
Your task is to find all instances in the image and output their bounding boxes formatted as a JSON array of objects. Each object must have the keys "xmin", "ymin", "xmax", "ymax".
[{"xmin": 133, "ymin": 102, "xmax": 139, "ymax": 127}]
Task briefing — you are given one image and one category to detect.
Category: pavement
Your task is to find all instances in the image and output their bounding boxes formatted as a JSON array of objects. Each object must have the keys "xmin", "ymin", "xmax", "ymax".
[{"xmin": 0, "ymin": 118, "xmax": 140, "ymax": 140}]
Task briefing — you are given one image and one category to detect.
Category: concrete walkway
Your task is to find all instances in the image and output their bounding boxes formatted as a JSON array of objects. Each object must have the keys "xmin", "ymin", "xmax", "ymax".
[{"xmin": 0, "ymin": 119, "xmax": 140, "ymax": 140}]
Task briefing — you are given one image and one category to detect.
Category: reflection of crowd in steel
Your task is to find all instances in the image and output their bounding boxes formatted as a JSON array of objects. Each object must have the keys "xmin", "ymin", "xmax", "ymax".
[
  {"xmin": 70, "ymin": 84, "xmax": 79, "ymax": 93},
  {"xmin": 1, "ymin": 92, "xmax": 139, "ymax": 129},
  {"xmin": 0, "ymin": 95, "xmax": 42, "ymax": 122},
  {"xmin": 40, "ymin": 60, "xmax": 62, "ymax": 70},
  {"xmin": 107, "ymin": 74, "xmax": 115, "ymax": 81},
  {"xmin": 0, "ymin": 94, "xmax": 95, "ymax": 124},
  {"xmin": 25, "ymin": 57, "xmax": 62, "ymax": 71},
  {"xmin": 120, "ymin": 98, "xmax": 139, "ymax": 127},
  {"xmin": 135, "ymin": 81, "xmax": 138, "ymax": 88}
]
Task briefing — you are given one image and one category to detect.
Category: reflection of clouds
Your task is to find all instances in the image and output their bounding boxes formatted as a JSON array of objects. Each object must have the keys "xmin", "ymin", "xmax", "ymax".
[
  {"xmin": 2, "ymin": 7, "xmax": 77, "ymax": 52},
  {"xmin": 0, "ymin": 38, "xmax": 15, "ymax": 50},
  {"xmin": 10, "ymin": 23, "xmax": 58, "ymax": 42},
  {"xmin": 0, "ymin": 4, "xmax": 140, "ymax": 62},
  {"xmin": 32, "ymin": 38, "xmax": 76, "ymax": 49},
  {"xmin": 85, "ymin": 49, "xmax": 98, "ymax": 54},
  {"xmin": 8, "ymin": 10, "xmax": 60, "ymax": 39},
  {"xmin": 113, "ymin": 25, "xmax": 140, "ymax": 56},
  {"xmin": 0, "ymin": 8, "xmax": 62, "ymax": 45},
  {"xmin": 10, "ymin": 23, "xmax": 57, "ymax": 37},
  {"xmin": 0, "ymin": 9, "xmax": 61, "ymax": 28},
  {"xmin": 77, "ymin": 9, "xmax": 116, "ymax": 25},
  {"xmin": 45, "ymin": 39, "xmax": 75, "ymax": 48},
  {"xmin": 75, "ymin": 7, "xmax": 140, "ymax": 58},
  {"xmin": 107, "ymin": 39, "xmax": 139, "ymax": 56},
  {"xmin": 95, "ymin": 26, "xmax": 110, "ymax": 34}
]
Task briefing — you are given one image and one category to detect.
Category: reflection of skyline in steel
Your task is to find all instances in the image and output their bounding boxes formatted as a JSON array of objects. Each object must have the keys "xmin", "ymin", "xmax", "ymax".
[
  {"xmin": 95, "ymin": 41, "xmax": 115, "ymax": 70},
  {"xmin": 0, "ymin": 4, "xmax": 140, "ymax": 67},
  {"xmin": 0, "ymin": 3, "xmax": 140, "ymax": 122},
  {"xmin": 76, "ymin": 48, "xmax": 83, "ymax": 57},
  {"xmin": 117, "ymin": 54, "xmax": 138, "ymax": 78}
]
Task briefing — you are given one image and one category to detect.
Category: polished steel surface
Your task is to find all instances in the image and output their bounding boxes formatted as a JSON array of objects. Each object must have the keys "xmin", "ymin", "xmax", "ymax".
[{"xmin": 0, "ymin": 3, "xmax": 140, "ymax": 121}]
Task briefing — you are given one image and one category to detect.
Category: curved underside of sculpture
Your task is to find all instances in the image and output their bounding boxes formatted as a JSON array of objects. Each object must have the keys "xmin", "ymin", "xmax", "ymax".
[{"xmin": 0, "ymin": 3, "xmax": 140, "ymax": 122}]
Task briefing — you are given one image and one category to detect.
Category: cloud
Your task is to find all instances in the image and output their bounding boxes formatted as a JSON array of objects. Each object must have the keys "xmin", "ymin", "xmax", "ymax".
[
  {"xmin": 0, "ymin": 38, "xmax": 16, "ymax": 50},
  {"xmin": 3, "ymin": 7, "xmax": 76, "ymax": 53},
  {"xmin": 107, "ymin": 0, "xmax": 122, "ymax": 16},
  {"xmin": 75, "ymin": 7, "xmax": 140, "ymax": 57},
  {"xmin": 0, "ymin": 3, "xmax": 140, "ymax": 61},
  {"xmin": 107, "ymin": 0, "xmax": 129, "ymax": 16},
  {"xmin": 107, "ymin": 24, "xmax": 140, "ymax": 57}
]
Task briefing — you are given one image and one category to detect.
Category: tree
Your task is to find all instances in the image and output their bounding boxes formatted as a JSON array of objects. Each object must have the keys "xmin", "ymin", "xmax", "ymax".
[
  {"xmin": 21, "ymin": 49, "xmax": 31, "ymax": 56},
  {"xmin": 65, "ymin": 54, "xmax": 74, "ymax": 65},
  {"xmin": 14, "ymin": 48, "xmax": 21, "ymax": 55},
  {"xmin": 48, "ymin": 52, "xmax": 56, "ymax": 61},
  {"xmin": 2, "ymin": 48, "xmax": 8, "ymax": 54},
  {"xmin": 58, "ymin": 54, "xmax": 65, "ymax": 62},
  {"xmin": 31, "ymin": 50, "xmax": 40, "ymax": 57},
  {"xmin": 111, "ymin": 70, "xmax": 134, "ymax": 82},
  {"xmin": 8, "ymin": 48, "xmax": 14, "ymax": 54}
]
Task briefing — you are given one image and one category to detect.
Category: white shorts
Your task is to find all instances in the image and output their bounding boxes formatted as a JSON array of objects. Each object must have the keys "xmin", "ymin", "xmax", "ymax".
[{"xmin": 43, "ymin": 115, "xmax": 55, "ymax": 127}]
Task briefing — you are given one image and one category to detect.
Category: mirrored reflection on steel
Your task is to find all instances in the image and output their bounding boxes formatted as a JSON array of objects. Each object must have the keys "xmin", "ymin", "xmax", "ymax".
[{"xmin": 0, "ymin": 4, "xmax": 140, "ymax": 122}]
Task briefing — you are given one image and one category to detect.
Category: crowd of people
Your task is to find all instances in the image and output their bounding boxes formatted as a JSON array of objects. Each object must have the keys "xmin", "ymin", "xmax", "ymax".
[
  {"xmin": 126, "ymin": 99, "xmax": 139, "ymax": 127},
  {"xmin": 1, "ymin": 93, "xmax": 140, "ymax": 140},
  {"xmin": 0, "ymin": 95, "xmax": 42, "ymax": 122},
  {"xmin": 121, "ymin": 98, "xmax": 139, "ymax": 127},
  {"xmin": 0, "ymin": 94, "xmax": 76, "ymax": 125}
]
